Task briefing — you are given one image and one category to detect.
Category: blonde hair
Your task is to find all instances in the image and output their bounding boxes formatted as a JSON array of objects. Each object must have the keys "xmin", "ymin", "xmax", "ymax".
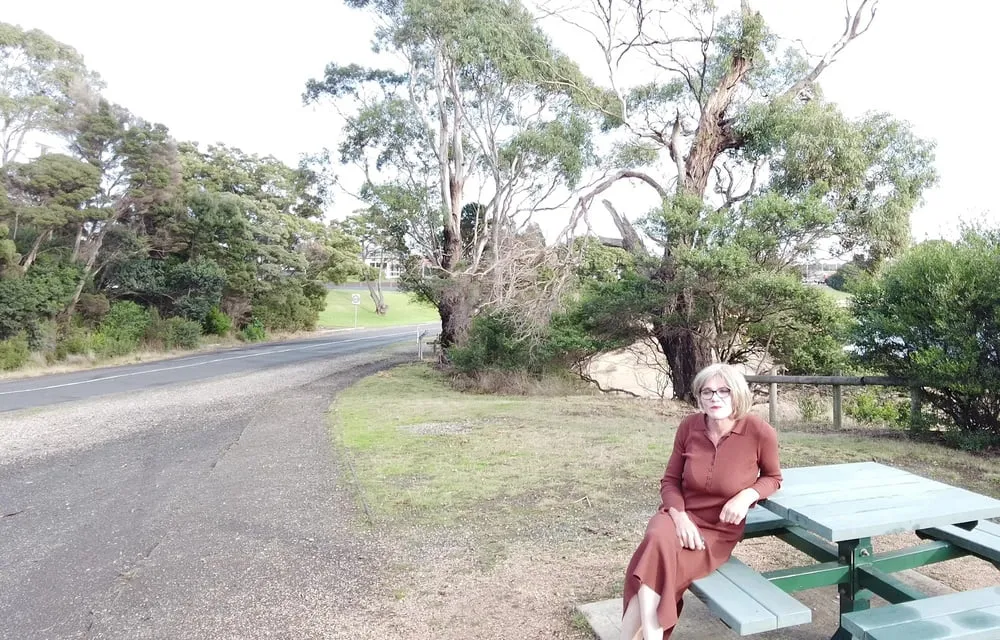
[{"xmin": 692, "ymin": 363, "xmax": 752, "ymax": 419}]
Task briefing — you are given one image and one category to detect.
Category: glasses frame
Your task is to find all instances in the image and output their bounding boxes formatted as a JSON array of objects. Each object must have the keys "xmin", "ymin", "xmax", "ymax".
[{"xmin": 699, "ymin": 387, "xmax": 732, "ymax": 401}]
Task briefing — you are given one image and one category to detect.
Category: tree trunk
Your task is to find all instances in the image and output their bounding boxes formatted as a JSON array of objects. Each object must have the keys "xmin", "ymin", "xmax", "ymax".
[
  {"xmin": 656, "ymin": 324, "xmax": 714, "ymax": 402},
  {"xmin": 19, "ymin": 230, "xmax": 48, "ymax": 272},
  {"xmin": 366, "ymin": 279, "xmax": 388, "ymax": 315},
  {"xmin": 650, "ymin": 10, "xmax": 758, "ymax": 398}
]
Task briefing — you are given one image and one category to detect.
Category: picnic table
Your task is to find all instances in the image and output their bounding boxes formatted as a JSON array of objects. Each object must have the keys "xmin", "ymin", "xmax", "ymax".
[{"xmin": 690, "ymin": 461, "xmax": 1000, "ymax": 639}]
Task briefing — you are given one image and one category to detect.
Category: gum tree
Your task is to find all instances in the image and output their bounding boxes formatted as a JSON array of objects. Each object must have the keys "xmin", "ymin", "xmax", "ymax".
[
  {"xmin": 306, "ymin": 0, "xmax": 612, "ymax": 348},
  {"xmin": 547, "ymin": 0, "xmax": 937, "ymax": 398}
]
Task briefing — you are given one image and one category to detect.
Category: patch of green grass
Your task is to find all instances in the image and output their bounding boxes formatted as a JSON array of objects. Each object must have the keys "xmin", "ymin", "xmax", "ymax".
[
  {"xmin": 318, "ymin": 289, "xmax": 439, "ymax": 329},
  {"xmin": 817, "ymin": 284, "xmax": 852, "ymax": 303},
  {"xmin": 330, "ymin": 364, "xmax": 1000, "ymax": 536}
]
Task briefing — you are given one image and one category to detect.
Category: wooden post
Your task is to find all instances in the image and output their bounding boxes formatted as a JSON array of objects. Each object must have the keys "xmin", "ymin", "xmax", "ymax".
[
  {"xmin": 833, "ymin": 385, "xmax": 843, "ymax": 429},
  {"xmin": 769, "ymin": 367, "xmax": 777, "ymax": 424},
  {"xmin": 910, "ymin": 387, "xmax": 922, "ymax": 428}
]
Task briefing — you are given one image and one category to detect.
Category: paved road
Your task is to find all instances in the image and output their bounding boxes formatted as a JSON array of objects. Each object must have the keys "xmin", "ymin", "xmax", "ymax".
[
  {"xmin": 0, "ymin": 324, "xmax": 437, "ymax": 413},
  {"xmin": 0, "ymin": 328, "xmax": 434, "ymax": 639}
]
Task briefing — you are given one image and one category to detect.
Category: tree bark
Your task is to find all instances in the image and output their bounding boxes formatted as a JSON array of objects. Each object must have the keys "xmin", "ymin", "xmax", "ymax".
[
  {"xmin": 656, "ymin": 324, "xmax": 714, "ymax": 402},
  {"xmin": 436, "ymin": 281, "xmax": 477, "ymax": 352},
  {"xmin": 653, "ymin": 12, "xmax": 757, "ymax": 398}
]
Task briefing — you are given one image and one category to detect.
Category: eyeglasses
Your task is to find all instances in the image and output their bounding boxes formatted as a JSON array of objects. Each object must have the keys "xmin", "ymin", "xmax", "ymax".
[{"xmin": 699, "ymin": 387, "xmax": 732, "ymax": 400}]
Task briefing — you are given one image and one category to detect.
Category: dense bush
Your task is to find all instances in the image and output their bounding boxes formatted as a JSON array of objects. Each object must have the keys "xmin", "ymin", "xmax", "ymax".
[
  {"xmin": 251, "ymin": 281, "xmax": 325, "ymax": 332},
  {"xmin": 99, "ymin": 301, "xmax": 152, "ymax": 346},
  {"xmin": 852, "ymin": 229, "xmax": 1000, "ymax": 440},
  {"xmin": 203, "ymin": 306, "xmax": 233, "ymax": 336},
  {"xmin": 147, "ymin": 316, "xmax": 203, "ymax": 350},
  {"xmin": 844, "ymin": 388, "xmax": 908, "ymax": 428},
  {"xmin": 239, "ymin": 318, "xmax": 266, "ymax": 342},
  {"xmin": 0, "ymin": 333, "xmax": 30, "ymax": 371}
]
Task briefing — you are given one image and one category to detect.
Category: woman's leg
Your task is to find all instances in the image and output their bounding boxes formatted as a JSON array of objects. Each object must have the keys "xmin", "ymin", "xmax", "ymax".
[
  {"xmin": 637, "ymin": 584, "xmax": 665, "ymax": 640},
  {"xmin": 620, "ymin": 594, "xmax": 642, "ymax": 640}
]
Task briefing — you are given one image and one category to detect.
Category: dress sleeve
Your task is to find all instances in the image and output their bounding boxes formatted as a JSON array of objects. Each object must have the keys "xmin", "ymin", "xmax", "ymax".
[
  {"xmin": 749, "ymin": 422, "xmax": 782, "ymax": 500},
  {"xmin": 659, "ymin": 418, "xmax": 689, "ymax": 512}
]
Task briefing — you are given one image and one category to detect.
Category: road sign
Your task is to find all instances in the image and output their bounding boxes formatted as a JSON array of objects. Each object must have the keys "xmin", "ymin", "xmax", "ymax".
[{"xmin": 351, "ymin": 294, "xmax": 361, "ymax": 305}]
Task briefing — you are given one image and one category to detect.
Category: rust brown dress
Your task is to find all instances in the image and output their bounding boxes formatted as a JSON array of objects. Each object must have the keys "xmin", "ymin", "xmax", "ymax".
[{"xmin": 623, "ymin": 412, "xmax": 782, "ymax": 635}]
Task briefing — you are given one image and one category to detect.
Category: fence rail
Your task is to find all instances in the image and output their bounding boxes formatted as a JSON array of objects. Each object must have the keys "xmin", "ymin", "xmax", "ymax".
[{"xmin": 744, "ymin": 373, "xmax": 919, "ymax": 429}]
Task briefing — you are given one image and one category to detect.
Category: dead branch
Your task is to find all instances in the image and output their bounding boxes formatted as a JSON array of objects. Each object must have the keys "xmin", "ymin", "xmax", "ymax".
[{"xmin": 781, "ymin": 0, "xmax": 879, "ymax": 101}]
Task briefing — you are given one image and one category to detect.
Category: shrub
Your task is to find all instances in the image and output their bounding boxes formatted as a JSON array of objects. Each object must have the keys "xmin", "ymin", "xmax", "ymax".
[
  {"xmin": 164, "ymin": 317, "xmax": 202, "ymax": 349},
  {"xmin": 55, "ymin": 327, "xmax": 94, "ymax": 360},
  {"xmin": 77, "ymin": 293, "xmax": 111, "ymax": 325},
  {"xmin": 845, "ymin": 388, "xmax": 908, "ymax": 427},
  {"xmin": 239, "ymin": 318, "xmax": 266, "ymax": 342},
  {"xmin": 203, "ymin": 306, "xmax": 232, "ymax": 336},
  {"xmin": 147, "ymin": 316, "xmax": 203, "ymax": 350},
  {"xmin": 99, "ymin": 301, "xmax": 151, "ymax": 345},
  {"xmin": 0, "ymin": 333, "xmax": 30, "ymax": 371},
  {"xmin": 852, "ymin": 228, "xmax": 1000, "ymax": 440},
  {"xmin": 797, "ymin": 394, "xmax": 824, "ymax": 422}
]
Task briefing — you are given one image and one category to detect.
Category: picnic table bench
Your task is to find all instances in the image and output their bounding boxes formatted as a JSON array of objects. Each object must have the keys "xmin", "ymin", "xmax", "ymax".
[{"xmin": 689, "ymin": 463, "xmax": 1000, "ymax": 639}]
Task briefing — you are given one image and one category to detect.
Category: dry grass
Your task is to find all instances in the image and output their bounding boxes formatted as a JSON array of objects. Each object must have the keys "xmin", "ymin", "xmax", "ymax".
[{"xmin": 329, "ymin": 363, "xmax": 1000, "ymax": 639}]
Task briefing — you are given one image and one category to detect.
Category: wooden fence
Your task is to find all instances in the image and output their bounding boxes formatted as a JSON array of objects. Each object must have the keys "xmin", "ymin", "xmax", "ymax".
[{"xmin": 743, "ymin": 374, "xmax": 920, "ymax": 429}]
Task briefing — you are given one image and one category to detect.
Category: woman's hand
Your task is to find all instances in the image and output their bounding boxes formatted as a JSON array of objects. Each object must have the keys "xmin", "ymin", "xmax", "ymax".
[
  {"xmin": 719, "ymin": 488, "xmax": 760, "ymax": 525},
  {"xmin": 668, "ymin": 509, "xmax": 705, "ymax": 550}
]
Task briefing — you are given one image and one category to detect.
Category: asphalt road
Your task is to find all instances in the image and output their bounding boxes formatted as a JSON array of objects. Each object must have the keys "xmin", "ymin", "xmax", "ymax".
[
  {"xmin": 0, "ymin": 326, "xmax": 436, "ymax": 639},
  {"xmin": 0, "ymin": 325, "xmax": 437, "ymax": 413}
]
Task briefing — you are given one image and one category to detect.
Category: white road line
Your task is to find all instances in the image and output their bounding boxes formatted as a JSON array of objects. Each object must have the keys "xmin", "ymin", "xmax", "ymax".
[{"xmin": 0, "ymin": 330, "xmax": 423, "ymax": 396}]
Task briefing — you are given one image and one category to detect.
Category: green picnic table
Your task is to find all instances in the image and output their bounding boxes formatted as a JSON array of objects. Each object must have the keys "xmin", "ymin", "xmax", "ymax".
[{"xmin": 690, "ymin": 462, "xmax": 1000, "ymax": 639}]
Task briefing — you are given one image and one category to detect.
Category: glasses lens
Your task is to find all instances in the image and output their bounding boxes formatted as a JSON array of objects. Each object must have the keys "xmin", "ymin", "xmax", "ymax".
[{"xmin": 700, "ymin": 388, "xmax": 731, "ymax": 399}]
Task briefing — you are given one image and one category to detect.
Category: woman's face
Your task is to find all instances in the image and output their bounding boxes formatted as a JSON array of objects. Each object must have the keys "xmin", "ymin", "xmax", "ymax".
[{"xmin": 698, "ymin": 374, "xmax": 734, "ymax": 420}]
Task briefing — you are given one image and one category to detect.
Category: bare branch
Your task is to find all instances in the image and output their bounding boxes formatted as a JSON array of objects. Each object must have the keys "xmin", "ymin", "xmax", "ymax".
[{"xmin": 781, "ymin": 0, "xmax": 879, "ymax": 101}]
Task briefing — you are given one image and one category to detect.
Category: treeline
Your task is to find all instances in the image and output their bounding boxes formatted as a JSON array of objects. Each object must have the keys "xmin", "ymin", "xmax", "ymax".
[{"xmin": 0, "ymin": 23, "xmax": 357, "ymax": 371}]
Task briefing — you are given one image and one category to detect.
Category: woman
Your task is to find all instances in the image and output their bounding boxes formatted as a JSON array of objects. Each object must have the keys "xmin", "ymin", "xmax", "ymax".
[{"xmin": 620, "ymin": 363, "xmax": 782, "ymax": 640}]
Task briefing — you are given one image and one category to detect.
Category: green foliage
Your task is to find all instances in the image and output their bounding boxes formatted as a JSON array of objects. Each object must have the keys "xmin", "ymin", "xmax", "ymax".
[
  {"xmin": 0, "ymin": 333, "xmax": 30, "ymax": 370},
  {"xmin": 844, "ymin": 388, "xmax": 909, "ymax": 428},
  {"xmin": 98, "ymin": 300, "xmax": 151, "ymax": 348},
  {"xmin": 0, "ymin": 257, "xmax": 80, "ymax": 341},
  {"xmin": 826, "ymin": 261, "xmax": 872, "ymax": 294},
  {"xmin": 797, "ymin": 394, "xmax": 824, "ymax": 422},
  {"xmin": 203, "ymin": 306, "xmax": 232, "ymax": 336},
  {"xmin": 852, "ymin": 229, "xmax": 1000, "ymax": 438},
  {"xmin": 147, "ymin": 315, "xmax": 202, "ymax": 350},
  {"xmin": 76, "ymin": 293, "xmax": 110, "ymax": 325},
  {"xmin": 449, "ymin": 314, "xmax": 533, "ymax": 373},
  {"xmin": 239, "ymin": 318, "xmax": 266, "ymax": 342}
]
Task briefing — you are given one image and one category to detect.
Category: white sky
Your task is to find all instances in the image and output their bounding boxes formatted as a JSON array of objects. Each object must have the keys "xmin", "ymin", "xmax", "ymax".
[{"xmin": 5, "ymin": 0, "xmax": 996, "ymax": 247}]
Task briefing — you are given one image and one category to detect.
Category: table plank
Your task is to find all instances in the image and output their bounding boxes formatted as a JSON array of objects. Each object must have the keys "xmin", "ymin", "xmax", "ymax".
[
  {"xmin": 763, "ymin": 463, "xmax": 1000, "ymax": 541},
  {"xmin": 842, "ymin": 587, "xmax": 1000, "ymax": 640}
]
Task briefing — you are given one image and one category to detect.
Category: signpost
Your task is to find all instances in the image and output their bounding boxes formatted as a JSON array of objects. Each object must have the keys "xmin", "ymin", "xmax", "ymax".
[{"xmin": 351, "ymin": 294, "xmax": 361, "ymax": 329}]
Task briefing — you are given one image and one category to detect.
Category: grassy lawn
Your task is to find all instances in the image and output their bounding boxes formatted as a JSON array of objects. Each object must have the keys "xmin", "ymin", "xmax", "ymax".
[
  {"xmin": 318, "ymin": 288, "xmax": 440, "ymax": 329},
  {"xmin": 327, "ymin": 364, "xmax": 1000, "ymax": 637},
  {"xmin": 331, "ymin": 364, "xmax": 1000, "ymax": 531},
  {"xmin": 817, "ymin": 284, "xmax": 852, "ymax": 304}
]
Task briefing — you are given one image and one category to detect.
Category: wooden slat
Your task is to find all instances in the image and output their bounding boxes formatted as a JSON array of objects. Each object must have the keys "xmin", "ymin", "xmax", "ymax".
[
  {"xmin": 690, "ymin": 569, "xmax": 777, "ymax": 635},
  {"xmin": 867, "ymin": 605, "xmax": 1000, "ymax": 640},
  {"xmin": 805, "ymin": 492, "xmax": 1000, "ymax": 541},
  {"xmin": 690, "ymin": 557, "xmax": 811, "ymax": 635},
  {"xmin": 765, "ymin": 463, "xmax": 1000, "ymax": 542},
  {"xmin": 715, "ymin": 560, "xmax": 812, "ymax": 628},
  {"xmin": 743, "ymin": 507, "xmax": 789, "ymax": 536},
  {"xmin": 842, "ymin": 587, "xmax": 1000, "ymax": 640},
  {"xmin": 918, "ymin": 522, "xmax": 1000, "ymax": 564}
]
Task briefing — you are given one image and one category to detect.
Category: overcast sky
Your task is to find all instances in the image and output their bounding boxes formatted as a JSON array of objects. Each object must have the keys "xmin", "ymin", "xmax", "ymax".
[{"xmin": 5, "ymin": 0, "xmax": 995, "ymax": 247}]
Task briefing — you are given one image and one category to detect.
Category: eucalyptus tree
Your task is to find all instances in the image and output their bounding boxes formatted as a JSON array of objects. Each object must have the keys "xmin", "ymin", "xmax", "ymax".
[
  {"xmin": 306, "ymin": 0, "xmax": 613, "ymax": 347},
  {"xmin": 0, "ymin": 22, "xmax": 100, "ymax": 166},
  {"xmin": 545, "ymin": 0, "xmax": 937, "ymax": 397}
]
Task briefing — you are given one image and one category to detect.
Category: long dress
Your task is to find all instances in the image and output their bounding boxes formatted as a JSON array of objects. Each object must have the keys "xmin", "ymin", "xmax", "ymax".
[{"xmin": 622, "ymin": 412, "xmax": 783, "ymax": 635}]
